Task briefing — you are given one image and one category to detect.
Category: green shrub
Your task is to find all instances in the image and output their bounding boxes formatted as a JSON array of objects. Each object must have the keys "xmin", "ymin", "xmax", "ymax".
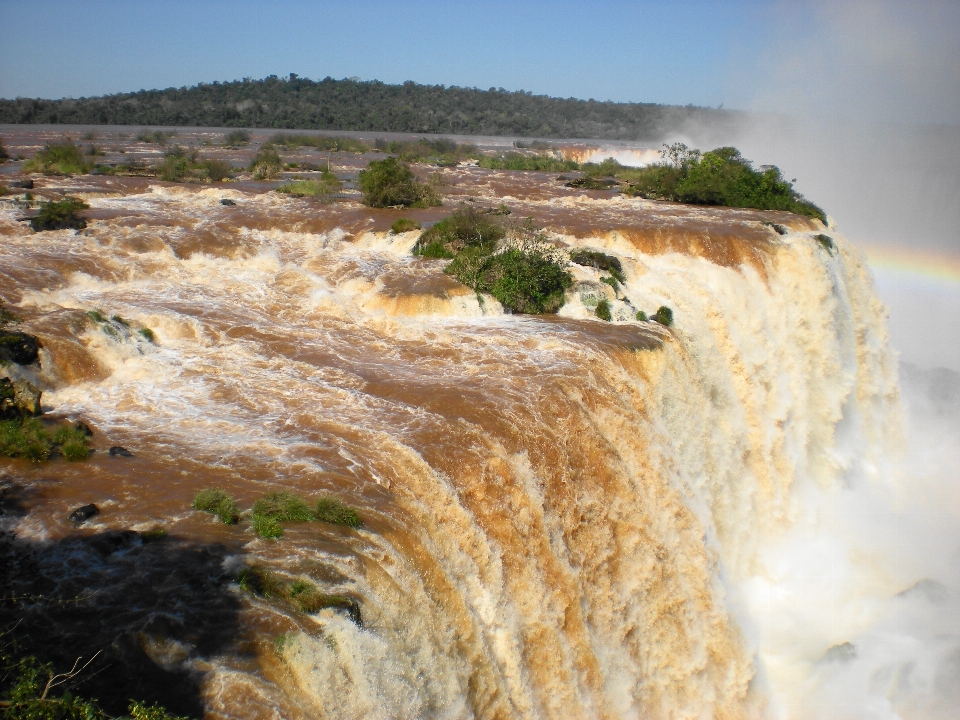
[
  {"xmin": 86, "ymin": 309, "xmax": 106, "ymax": 323},
  {"xmin": 595, "ymin": 298, "xmax": 612, "ymax": 321},
  {"xmin": 357, "ymin": 156, "xmax": 440, "ymax": 208},
  {"xmin": 569, "ymin": 249, "xmax": 626, "ymax": 284},
  {"xmin": 390, "ymin": 218, "xmax": 422, "ymax": 234},
  {"xmin": 447, "ymin": 239, "xmax": 573, "ymax": 315},
  {"xmin": 192, "ymin": 488, "xmax": 240, "ymax": 524},
  {"xmin": 600, "ymin": 276, "xmax": 620, "ymax": 294},
  {"xmin": 635, "ymin": 310, "xmax": 648, "ymax": 321},
  {"xmin": 654, "ymin": 306, "xmax": 673, "ymax": 326},
  {"xmin": 0, "ymin": 418, "xmax": 49, "ymax": 461},
  {"xmin": 621, "ymin": 144, "xmax": 827, "ymax": 222},
  {"xmin": 816, "ymin": 233, "xmax": 835, "ymax": 253},
  {"xmin": 250, "ymin": 146, "xmax": 283, "ymax": 180},
  {"xmin": 23, "ymin": 140, "xmax": 91, "ymax": 175},
  {"xmin": 222, "ymin": 129, "xmax": 251, "ymax": 146},
  {"xmin": 30, "ymin": 197, "xmax": 90, "ymax": 232},
  {"xmin": 201, "ymin": 158, "xmax": 233, "ymax": 181},
  {"xmin": 413, "ymin": 206, "xmax": 505, "ymax": 257},
  {"xmin": 139, "ymin": 327, "xmax": 156, "ymax": 342},
  {"xmin": 275, "ymin": 172, "xmax": 342, "ymax": 198},
  {"xmin": 315, "ymin": 497, "xmax": 361, "ymax": 527}
]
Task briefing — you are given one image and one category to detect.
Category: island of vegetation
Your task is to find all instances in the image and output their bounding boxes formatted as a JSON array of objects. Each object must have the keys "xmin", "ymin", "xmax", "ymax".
[{"xmin": 0, "ymin": 74, "xmax": 738, "ymax": 141}]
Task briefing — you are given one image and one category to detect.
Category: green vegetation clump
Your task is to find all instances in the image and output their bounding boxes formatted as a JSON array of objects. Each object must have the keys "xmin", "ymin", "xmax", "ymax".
[
  {"xmin": 569, "ymin": 249, "xmax": 626, "ymax": 283},
  {"xmin": 154, "ymin": 146, "xmax": 233, "ymax": 183},
  {"xmin": 315, "ymin": 497, "xmax": 362, "ymax": 527},
  {"xmin": 222, "ymin": 129, "xmax": 251, "ymax": 146},
  {"xmin": 275, "ymin": 172, "xmax": 342, "ymax": 198},
  {"xmin": 238, "ymin": 566, "xmax": 356, "ymax": 617},
  {"xmin": 412, "ymin": 209, "xmax": 573, "ymax": 314},
  {"xmin": 816, "ymin": 233, "xmax": 835, "ymax": 253},
  {"xmin": 0, "ymin": 302, "xmax": 22, "ymax": 327},
  {"xmin": 192, "ymin": 488, "xmax": 240, "ymax": 524},
  {"xmin": 0, "ymin": 135, "xmax": 9, "ymax": 161},
  {"xmin": 357, "ymin": 156, "xmax": 441, "ymax": 208},
  {"xmin": 52, "ymin": 424, "xmax": 91, "ymax": 461},
  {"xmin": 477, "ymin": 153, "xmax": 580, "ymax": 173},
  {"xmin": 30, "ymin": 197, "xmax": 89, "ymax": 231},
  {"xmin": 136, "ymin": 129, "xmax": 176, "ymax": 145},
  {"xmin": 139, "ymin": 327, "xmax": 156, "ymax": 342},
  {"xmin": 269, "ymin": 133, "xmax": 370, "ymax": 153},
  {"xmin": 413, "ymin": 206, "xmax": 505, "ymax": 258},
  {"xmin": 653, "ymin": 306, "xmax": 673, "ymax": 326},
  {"xmin": 390, "ymin": 218, "xmax": 422, "ymax": 234},
  {"xmin": 0, "ymin": 652, "xmax": 190, "ymax": 719},
  {"xmin": 595, "ymin": 298, "xmax": 612, "ymax": 321},
  {"xmin": 374, "ymin": 137, "xmax": 477, "ymax": 166},
  {"xmin": 635, "ymin": 310, "xmax": 648, "ymax": 321},
  {"xmin": 0, "ymin": 418, "xmax": 50, "ymax": 462},
  {"xmin": 622, "ymin": 144, "xmax": 826, "ymax": 222},
  {"xmin": 252, "ymin": 491, "xmax": 314, "ymax": 538},
  {"xmin": 250, "ymin": 146, "xmax": 283, "ymax": 180},
  {"xmin": 23, "ymin": 140, "xmax": 91, "ymax": 175}
]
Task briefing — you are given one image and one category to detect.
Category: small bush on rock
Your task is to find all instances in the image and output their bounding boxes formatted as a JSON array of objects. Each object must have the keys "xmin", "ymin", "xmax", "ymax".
[
  {"xmin": 357, "ymin": 156, "xmax": 440, "ymax": 208},
  {"xmin": 390, "ymin": 218, "xmax": 422, "ymax": 234},
  {"xmin": 595, "ymin": 298, "xmax": 612, "ymax": 321},
  {"xmin": 30, "ymin": 197, "xmax": 89, "ymax": 231},
  {"xmin": 23, "ymin": 140, "xmax": 91, "ymax": 175},
  {"xmin": 654, "ymin": 306, "xmax": 674, "ymax": 326}
]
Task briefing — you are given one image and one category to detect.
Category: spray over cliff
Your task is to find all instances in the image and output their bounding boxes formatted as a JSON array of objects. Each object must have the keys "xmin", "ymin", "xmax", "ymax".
[{"xmin": 1, "ymin": 128, "xmax": 956, "ymax": 719}]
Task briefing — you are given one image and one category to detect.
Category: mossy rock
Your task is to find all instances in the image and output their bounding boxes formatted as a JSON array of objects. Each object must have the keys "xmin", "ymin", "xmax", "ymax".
[{"xmin": 0, "ymin": 331, "xmax": 40, "ymax": 365}]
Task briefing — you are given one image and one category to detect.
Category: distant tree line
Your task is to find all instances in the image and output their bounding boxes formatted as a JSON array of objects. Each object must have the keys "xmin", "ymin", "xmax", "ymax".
[{"xmin": 0, "ymin": 74, "xmax": 741, "ymax": 141}]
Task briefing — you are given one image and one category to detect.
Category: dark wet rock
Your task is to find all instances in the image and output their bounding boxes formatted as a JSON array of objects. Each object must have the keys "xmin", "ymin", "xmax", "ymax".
[
  {"xmin": 569, "ymin": 249, "xmax": 624, "ymax": 274},
  {"xmin": 0, "ymin": 530, "xmax": 242, "ymax": 716},
  {"xmin": 10, "ymin": 179, "xmax": 34, "ymax": 189},
  {"xmin": 220, "ymin": 198, "xmax": 236, "ymax": 206},
  {"xmin": 821, "ymin": 642, "xmax": 857, "ymax": 663},
  {"xmin": 109, "ymin": 445, "xmax": 134, "ymax": 457},
  {"xmin": 88, "ymin": 530, "xmax": 140, "ymax": 556},
  {"xmin": 69, "ymin": 503, "xmax": 99, "ymax": 523},
  {"xmin": 0, "ymin": 330, "xmax": 40, "ymax": 365},
  {"xmin": 74, "ymin": 420, "xmax": 94, "ymax": 436}
]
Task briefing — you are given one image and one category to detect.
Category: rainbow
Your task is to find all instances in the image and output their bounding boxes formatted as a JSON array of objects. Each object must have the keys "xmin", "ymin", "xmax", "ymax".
[{"xmin": 860, "ymin": 243, "xmax": 960, "ymax": 285}]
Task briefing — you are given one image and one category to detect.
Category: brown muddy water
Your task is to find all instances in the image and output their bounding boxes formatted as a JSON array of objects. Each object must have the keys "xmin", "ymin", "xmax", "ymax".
[{"xmin": 0, "ymin": 127, "xmax": 904, "ymax": 719}]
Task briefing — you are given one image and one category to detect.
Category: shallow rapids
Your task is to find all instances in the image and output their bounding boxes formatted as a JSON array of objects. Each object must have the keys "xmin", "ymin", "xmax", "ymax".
[{"xmin": 1, "ymin": 128, "xmax": 956, "ymax": 720}]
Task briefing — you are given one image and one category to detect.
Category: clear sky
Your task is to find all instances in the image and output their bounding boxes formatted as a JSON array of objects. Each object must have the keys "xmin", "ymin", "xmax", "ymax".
[{"xmin": 0, "ymin": 0, "xmax": 957, "ymax": 126}]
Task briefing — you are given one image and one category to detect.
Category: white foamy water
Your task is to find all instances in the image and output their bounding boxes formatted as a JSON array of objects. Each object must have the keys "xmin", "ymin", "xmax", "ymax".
[{"xmin": 2, "ymin": 176, "xmax": 957, "ymax": 719}]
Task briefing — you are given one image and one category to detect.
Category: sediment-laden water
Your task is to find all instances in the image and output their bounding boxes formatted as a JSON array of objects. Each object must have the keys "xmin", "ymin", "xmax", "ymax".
[{"xmin": 1, "ymin": 128, "xmax": 956, "ymax": 719}]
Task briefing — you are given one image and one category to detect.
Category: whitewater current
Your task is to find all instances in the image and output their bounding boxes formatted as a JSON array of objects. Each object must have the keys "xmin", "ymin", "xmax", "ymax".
[{"xmin": 1, "ymin": 137, "xmax": 958, "ymax": 719}]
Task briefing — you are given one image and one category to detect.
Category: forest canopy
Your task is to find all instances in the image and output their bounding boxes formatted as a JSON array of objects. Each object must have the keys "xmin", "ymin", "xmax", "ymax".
[{"xmin": 0, "ymin": 75, "xmax": 740, "ymax": 141}]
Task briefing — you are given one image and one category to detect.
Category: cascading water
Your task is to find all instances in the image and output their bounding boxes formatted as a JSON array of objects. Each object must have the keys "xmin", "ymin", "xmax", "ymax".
[{"xmin": 1, "ymin": 129, "xmax": 956, "ymax": 720}]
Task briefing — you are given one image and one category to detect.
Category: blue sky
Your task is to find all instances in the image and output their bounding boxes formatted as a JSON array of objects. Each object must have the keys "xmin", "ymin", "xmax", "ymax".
[{"xmin": 0, "ymin": 0, "xmax": 764, "ymax": 107}]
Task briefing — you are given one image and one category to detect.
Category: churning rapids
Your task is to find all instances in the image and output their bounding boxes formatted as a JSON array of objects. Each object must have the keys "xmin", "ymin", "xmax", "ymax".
[{"xmin": 1, "ymin": 128, "xmax": 958, "ymax": 720}]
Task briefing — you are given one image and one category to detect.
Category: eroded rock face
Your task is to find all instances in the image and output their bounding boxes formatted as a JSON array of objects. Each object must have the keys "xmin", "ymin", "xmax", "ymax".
[
  {"xmin": 0, "ymin": 378, "xmax": 42, "ymax": 418},
  {"xmin": 0, "ymin": 331, "xmax": 40, "ymax": 366}
]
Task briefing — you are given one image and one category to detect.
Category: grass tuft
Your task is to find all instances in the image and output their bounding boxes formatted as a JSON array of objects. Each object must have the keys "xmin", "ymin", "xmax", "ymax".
[
  {"xmin": 390, "ymin": 218, "xmax": 422, "ymax": 234},
  {"xmin": 315, "ymin": 497, "xmax": 362, "ymax": 527},
  {"xmin": 192, "ymin": 488, "xmax": 240, "ymax": 524},
  {"xmin": 0, "ymin": 418, "xmax": 49, "ymax": 462}
]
